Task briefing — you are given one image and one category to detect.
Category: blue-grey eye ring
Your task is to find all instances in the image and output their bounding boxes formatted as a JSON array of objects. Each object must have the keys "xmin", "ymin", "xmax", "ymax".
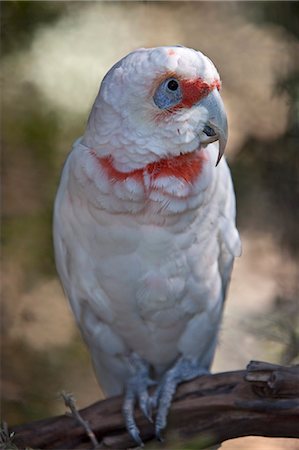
[{"xmin": 153, "ymin": 77, "xmax": 182, "ymax": 109}]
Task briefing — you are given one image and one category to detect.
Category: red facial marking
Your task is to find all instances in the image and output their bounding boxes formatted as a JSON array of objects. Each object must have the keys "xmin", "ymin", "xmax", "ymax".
[
  {"xmin": 175, "ymin": 78, "xmax": 221, "ymax": 110},
  {"xmin": 168, "ymin": 49, "xmax": 176, "ymax": 56},
  {"xmin": 90, "ymin": 150, "xmax": 206, "ymax": 186}
]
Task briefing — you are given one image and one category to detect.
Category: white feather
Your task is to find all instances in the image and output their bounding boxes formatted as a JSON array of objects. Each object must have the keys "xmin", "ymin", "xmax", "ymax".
[{"xmin": 53, "ymin": 46, "xmax": 240, "ymax": 396}]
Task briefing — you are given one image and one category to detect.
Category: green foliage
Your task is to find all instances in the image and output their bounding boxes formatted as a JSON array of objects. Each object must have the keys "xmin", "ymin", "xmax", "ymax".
[
  {"xmin": 243, "ymin": 2, "xmax": 299, "ymax": 40},
  {"xmin": 2, "ymin": 334, "xmax": 90, "ymax": 425},
  {"xmin": 1, "ymin": 1, "xmax": 68, "ymax": 56},
  {"xmin": 0, "ymin": 423, "xmax": 18, "ymax": 450},
  {"xmin": 232, "ymin": 110, "xmax": 299, "ymax": 257},
  {"xmin": 2, "ymin": 85, "xmax": 62, "ymax": 280},
  {"xmin": 232, "ymin": 2, "xmax": 299, "ymax": 257},
  {"xmin": 2, "ymin": 62, "xmax": 84, "ymax": 282}
]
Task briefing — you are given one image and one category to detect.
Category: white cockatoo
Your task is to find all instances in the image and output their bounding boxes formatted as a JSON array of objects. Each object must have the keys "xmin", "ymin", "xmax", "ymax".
[{"xmin": 54, "ymin": 46, "xmax": 241, "ymax": 444}]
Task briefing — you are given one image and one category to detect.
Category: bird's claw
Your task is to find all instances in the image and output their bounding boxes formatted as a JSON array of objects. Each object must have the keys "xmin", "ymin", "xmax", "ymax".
[
  {"xmin": 123, "ymin": 355, "xmax": 208, "ymax": 444},
  {"xmin": 123, "ymin": 355, "xmax": 156, "ymax": 445},
  {"xmin": 123, "ymin": 388, "xmax": 146, "ymax": 446},
  {"xmin": 153, "ymin": 357, "xmax": 209, "ymax": 440},
  {"xmin": 139, "ymin": 391, "xmax": 153, "ymax": 423},
  {"xmin": 153, "ymin": 368, "xmax": 180, "ymax": 439}
]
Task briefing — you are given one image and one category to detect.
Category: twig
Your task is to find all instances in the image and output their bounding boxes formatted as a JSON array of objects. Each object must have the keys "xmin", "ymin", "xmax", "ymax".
[{"xmin": 61, "ymin": 391, "xmax": 101, "ymax": 449}]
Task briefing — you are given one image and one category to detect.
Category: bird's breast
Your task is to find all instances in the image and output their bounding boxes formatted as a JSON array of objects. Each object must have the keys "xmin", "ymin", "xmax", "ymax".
[{"xmin": 61, "ymin": 144, "xmax": 222, "ymax": 366}]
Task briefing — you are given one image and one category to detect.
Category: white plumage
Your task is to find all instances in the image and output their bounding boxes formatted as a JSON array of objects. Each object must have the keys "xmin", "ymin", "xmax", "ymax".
[{"xmin": 53, "ymin": 46, "xmax": 241, "ymax": 440}]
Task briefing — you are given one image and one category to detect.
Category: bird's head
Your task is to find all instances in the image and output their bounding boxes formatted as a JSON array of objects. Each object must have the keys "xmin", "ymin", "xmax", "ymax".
[{"xmin": 83, "ymin": 46, "xmax": 227, "ymax": 173}]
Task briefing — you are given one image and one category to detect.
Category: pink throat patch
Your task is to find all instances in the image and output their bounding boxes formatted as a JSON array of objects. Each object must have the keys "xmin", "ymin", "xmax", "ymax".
[{"xmin": 90, "ymin": 150, "xmax": 206, "ymax": 185}]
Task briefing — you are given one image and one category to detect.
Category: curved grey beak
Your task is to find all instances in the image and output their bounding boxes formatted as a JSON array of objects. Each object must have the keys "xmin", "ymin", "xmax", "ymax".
[{"xmin": 199, "ymin": 89, "xmax": 228, "ymax": 166}]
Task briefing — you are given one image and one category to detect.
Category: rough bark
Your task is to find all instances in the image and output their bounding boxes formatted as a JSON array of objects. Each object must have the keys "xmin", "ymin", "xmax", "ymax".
[{"xmin": 9, "ymin": 361, "xmax": 299, "ymax": 449}]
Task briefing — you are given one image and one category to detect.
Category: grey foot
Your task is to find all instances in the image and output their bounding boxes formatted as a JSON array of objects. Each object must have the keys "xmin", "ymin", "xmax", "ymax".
[
  {"xmin": 152, "ymin": 357, "xmax": 208, "ymax": 440},
  {"xmin": 123, "ymin": 353, "xmax": 156, "ymax": 446}
]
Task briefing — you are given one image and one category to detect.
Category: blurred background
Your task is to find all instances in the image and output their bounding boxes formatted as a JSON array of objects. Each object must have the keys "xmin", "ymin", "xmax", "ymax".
[{"xmin": 1, "ymin": 2, "xmax": 299, "ymax": 449}]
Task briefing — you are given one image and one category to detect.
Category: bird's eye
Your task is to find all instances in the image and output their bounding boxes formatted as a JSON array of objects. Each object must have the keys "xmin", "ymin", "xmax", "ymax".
[
  {"xmin": 153, "ymin": 77, "xmax": 182, "ymax": 109},
  {"xmin": 167, "ymin": 79, "xmax": 179, "ymax": 91}
]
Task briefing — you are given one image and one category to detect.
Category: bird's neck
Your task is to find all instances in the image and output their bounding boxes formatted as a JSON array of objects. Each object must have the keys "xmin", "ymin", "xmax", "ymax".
[
  {"xmin": 73, "ymin": 143, "xmax": 214, "ymax": 216},
  {"xmin": 89, "ymin": 149, "xmax": 206, "ymax": 185}
]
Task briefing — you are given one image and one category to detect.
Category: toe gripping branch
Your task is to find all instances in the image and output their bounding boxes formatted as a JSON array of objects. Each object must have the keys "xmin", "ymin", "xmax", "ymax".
[
  {"xmin": 123, "ymin": 355, "xmax": 209, "ymax": 445},
  {"xmin": 123, "ymin": 354, "xmax": 156, "ymax": 446}
]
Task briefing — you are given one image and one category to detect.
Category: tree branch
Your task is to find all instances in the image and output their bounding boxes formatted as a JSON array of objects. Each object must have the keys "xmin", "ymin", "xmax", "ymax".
[{"xmin": 10, "ymin": 361, "xmax": 299, "ymax": 449}]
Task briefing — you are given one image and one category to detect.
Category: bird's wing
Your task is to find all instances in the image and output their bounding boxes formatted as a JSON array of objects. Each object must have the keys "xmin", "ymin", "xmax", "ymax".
[
  {"xmin": 217, "ymin": 159, "xmax": 241, "ymax": 300},
  {"xmin": 53, "ymin": 151, "xmax": 133, "ymax": 395}
]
